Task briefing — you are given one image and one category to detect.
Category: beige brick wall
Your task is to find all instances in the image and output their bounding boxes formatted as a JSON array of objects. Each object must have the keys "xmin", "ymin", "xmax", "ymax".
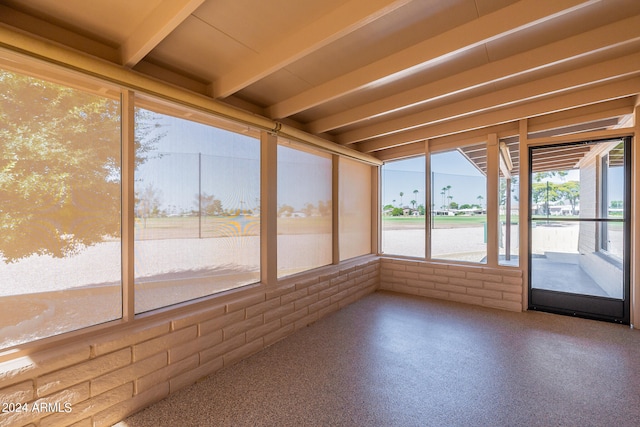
[
  {"xmin": 379, "ymin": 257, "xmax": 524, "ymax": 312},
  {"xmin": 0, "ymin": 257, "xmax": 379, "ymax": 427}
]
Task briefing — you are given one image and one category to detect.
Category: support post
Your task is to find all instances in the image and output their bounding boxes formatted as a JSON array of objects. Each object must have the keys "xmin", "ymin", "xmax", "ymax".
[
  {"xmin": 519, "ymin": 119, "xmax": 530, "ymax": 311},
  {"xmin": 261, "ymin": 131, "xmax": 278, "ymax": 285},
  {"xmin": 121, "ymin": 90, "xmax": 135, "ymax": 320},
  {"xmin": 486, "ymin": 134, "xmax": 499, "ymax": 267}
]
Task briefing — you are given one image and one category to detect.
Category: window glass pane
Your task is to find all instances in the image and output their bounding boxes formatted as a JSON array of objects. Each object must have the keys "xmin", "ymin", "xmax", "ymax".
[
  {"xmin": 277, "ymin": 141, "xmax": 332, "ymax": 277},
  {"xmin": 499, "ymin": 141, "xmax": 519, "ymax": 266},
  {"xmin": 601, "ymin": 142, "xmax": 624, "ymax": 258},
  {"xmin": 431, "ymin": 147, "xmax": 486, "ymax": 263},
  {"xmin": 0, "ymin": 68, "xmax": 122, "ymax": 349},
  {"xmin": 339, "ymin": 157, "xmax": 371, "ymax": 260},
  {"xmin": 381, "ymin": 157, "xmax": 425, "ymax": 258},
  {"xmin": 134, "ymin": 108, "xmax": 260, "ymax": 313},
  {"xmin": 530, "ymin": 139, "xmax": 625, "ymax": 299}
]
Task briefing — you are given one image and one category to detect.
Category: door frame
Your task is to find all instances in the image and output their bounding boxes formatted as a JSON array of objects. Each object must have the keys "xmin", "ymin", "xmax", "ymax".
[{"xmin": 527, "ymin": 137, "xmax": 631, "ymax": 324}]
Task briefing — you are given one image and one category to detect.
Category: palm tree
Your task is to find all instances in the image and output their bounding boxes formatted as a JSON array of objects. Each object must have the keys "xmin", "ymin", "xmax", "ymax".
[
  {"xmin": 413, "ymin": 189, "xmax": 418, "ymax": 206},
  {"xmin": 399, "ymin": 191, "xmax": 404, "ymax": 207},
  {"xmin": 441, "ymin": 187, "xmax": 447, "ymax": 209},
  {"xmin": 477, "ymin": 195, "xmax": 484, "ymax": 208}
]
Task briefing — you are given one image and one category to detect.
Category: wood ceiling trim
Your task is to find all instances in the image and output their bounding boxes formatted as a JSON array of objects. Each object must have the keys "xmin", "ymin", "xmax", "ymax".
[
  {"xmin": 529, "ymin": 118, "xmax": 620, "ymax": 139},
  {"xmin": 338, "ymin": 51, "xmax": 640, "ymax": 144},
  {"xmin": 526, "ymin": 128, "xmax": 633, "ymax": 147},
  {"xmin": 528, "ymin": 97, "xmax": 635, "ymax": 133},
  {"xmin": 428, "ymin": 123, "xmax": 519, "ymax": 153},
  {"xmin": 211, "ymin": 0, "xmax": 412, "ymax": 99},
  {"xmin": 307, "ymin": 14, "xmax": 640, "ymax": 134},
  {"xmin": 375, "ymin": 141, "xmax": 425, "ymax": 161},
  {"xmin": 356, "ymin": 76, "xmax": 640, "ymax": 153},
  {"xmin": 120, "ymin": 0, "xmax": 205, "ymax": 67},
  {"xmin": 266, "ymin": 0, "xmax": 596, "ymax": 120}
]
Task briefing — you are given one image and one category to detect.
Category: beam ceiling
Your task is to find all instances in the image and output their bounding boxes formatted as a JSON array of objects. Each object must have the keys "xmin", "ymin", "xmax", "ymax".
[{"xmin": 0, "ymin": 0, "xmax": 638, "ymax": 163}]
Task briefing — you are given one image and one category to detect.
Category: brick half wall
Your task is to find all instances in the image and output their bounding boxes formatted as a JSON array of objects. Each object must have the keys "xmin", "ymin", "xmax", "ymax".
[
  {"xmin": 0, "ymin": 256, "xmax": 379, "ymax": 427},
  {"xmin": 379, "ymin": 257, "xmax": 524, "ymax": 312}
]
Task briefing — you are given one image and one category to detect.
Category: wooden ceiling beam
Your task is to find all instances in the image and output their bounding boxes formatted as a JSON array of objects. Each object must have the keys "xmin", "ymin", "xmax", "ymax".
[
  {"xmin": 212, "ymin": 0, "xmax": 412, "ymax": 99},
  {"xmin": 120, "ymin": 0, "xmax": 205, "ymax": 67},
  {"xmin": 527, "ymin": 97, "xmax": 635, "ymax": 133},
  {"xmin": 428, "ymin": 123, "xmax": 519, "ymax": 153},
  {"xmin": 529, "ymin": 118, "xmax": 620, "ymax": 139},
  {"xmin": 375, "ymin": 141, "xmax": 425, "ymax": 162},
  {"xmin": 267, "ymin": 0, "xmax": 597, "ymax": 119},
  {"xmin": 357, "ymin": 76, "xmax": 640, "ymax": 153},
  {"xmin": 339, "ymin": 51, "xmax": 640, "ymax": 144},
  {"xmin": 308, "ymin": 14, "xmax": 640, "ymax": 134}
]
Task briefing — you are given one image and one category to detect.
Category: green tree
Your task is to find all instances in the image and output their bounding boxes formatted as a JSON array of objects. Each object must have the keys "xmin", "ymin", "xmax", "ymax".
[
  {"xmin": 0, "ymin": 70, "xmax": 161, "ymax": 262},
  {"xmin": 534, "ymin": 170, "xmax": 568, "ymax": 183},
  {"xmin": 138, "ymin": 184, "xmax": 163, "ymax": 227},
  {"xmin": 196, "ymin": 192, "xmax": 223, "ymax": 216},
  {"xmin": 556, "ymin": 181, "xmax": 580, "ymax": 215},
  {"xmin": 532, "ymin": 182, "xmax": 560, "ymax": 214}
]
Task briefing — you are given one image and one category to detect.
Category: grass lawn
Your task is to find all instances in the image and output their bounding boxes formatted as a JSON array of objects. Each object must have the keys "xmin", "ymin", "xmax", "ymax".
[
  {"xmin": 136, "ymin": 215, "xmax": 332, "ymax": 239},
  {"xmin": 382, "ymin": 215, "xmax": 521, "ymax": 229}
]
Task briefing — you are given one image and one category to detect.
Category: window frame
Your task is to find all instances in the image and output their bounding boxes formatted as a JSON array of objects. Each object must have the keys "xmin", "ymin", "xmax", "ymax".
[{"xmin": 0, "ymin": 50, "xmax": 381, "ymax": 354}]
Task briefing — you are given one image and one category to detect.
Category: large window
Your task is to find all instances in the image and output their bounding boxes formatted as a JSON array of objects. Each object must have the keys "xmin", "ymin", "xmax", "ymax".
[
  {"xmin": 339, "ymin": 157, "xmax": 372, "ymax": 260},
  {"xmin": 431, "ymin": 146, "xmax": 487, "ymax": 263},
  {"xmin": 134, "ymin": 107, "xmax": 260, "ymax": 313},
  {"xmin": 0, "ymin": 67, "xmax": 122, "ymax": 349},
  {"xmin": 277, "ymin": 140, "xmax": 332, "ymax": 277},
  {"xmin": 381, "ymin": 157, "xmax": 425, "ymax": 258},
  {"xmin": 0, "ymin": 56, "xmax": 377, "ymax": 350}
]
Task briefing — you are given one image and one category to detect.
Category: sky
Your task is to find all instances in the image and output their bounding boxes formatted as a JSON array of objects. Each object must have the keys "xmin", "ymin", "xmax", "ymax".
[
  {"xmin": 382, "ymin": 151, "xmax": 487, "ymax": 208},
  {"xmin": 136, "ymin": 110, "xmax": 625, "ymax": 213},
  {"xmin": 135, "ymin": 110, "xmax": 331, "ymax": 214}
]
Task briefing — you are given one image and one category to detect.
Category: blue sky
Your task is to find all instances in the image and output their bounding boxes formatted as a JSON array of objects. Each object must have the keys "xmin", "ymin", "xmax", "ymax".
[
  {"xmin": 136, "ymin": 111, "xmax": 625, "ymax": 213},
  {"xmin": 382, "ymin": 151, "xmax": 486, "ymax": 208},
  {"xmin": 135, "ymin": 111, "xmax": 331, "ymax": 213}
]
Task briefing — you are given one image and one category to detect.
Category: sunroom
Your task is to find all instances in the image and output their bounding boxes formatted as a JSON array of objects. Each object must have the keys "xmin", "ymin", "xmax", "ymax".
[{"xmin": 0, "ymin": 0, "xmax": 639, "ymax": 425}]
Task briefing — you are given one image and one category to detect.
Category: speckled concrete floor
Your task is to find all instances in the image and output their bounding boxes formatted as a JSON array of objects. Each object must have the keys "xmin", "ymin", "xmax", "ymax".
[{"xmin": 115, "ymin": 291, "xmax": 640, "ymax": 427}]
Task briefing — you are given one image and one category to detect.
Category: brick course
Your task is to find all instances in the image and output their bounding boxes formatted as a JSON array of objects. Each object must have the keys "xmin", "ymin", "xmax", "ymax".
[{"xmin": 379, "ymin": 257, "xmax": 524, "ymax": 312}]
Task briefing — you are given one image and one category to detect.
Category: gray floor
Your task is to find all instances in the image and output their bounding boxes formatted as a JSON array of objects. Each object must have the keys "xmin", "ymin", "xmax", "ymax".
[
  {"xmin": 531, "ymin": 257, "xmax": 611, "ymax": 297},
  {"xmin": 116, "ymin": 291, "xmax": 640, "ymax": 427}
]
